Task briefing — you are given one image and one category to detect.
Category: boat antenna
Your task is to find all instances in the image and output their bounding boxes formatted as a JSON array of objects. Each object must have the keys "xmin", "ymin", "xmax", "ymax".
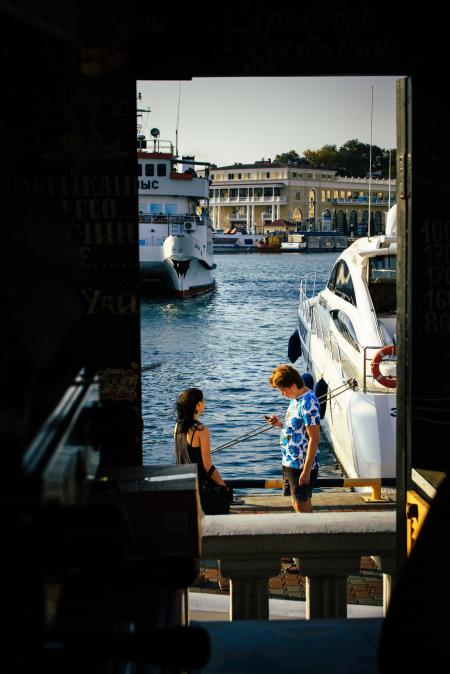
[
  {"xmin": 388, "ymin": 148, "xmax": 392, "ymax": 209},
  {"xmin": 367, "ymin": 85, "xmax": 373, "ymax": 240},
  {"xmin": 136, "ymin": 92, "xmax": 151, "ymax": 149},
  {"xmin": 175, "ymin": 81, "xmax": 182, "ymax": 157}
]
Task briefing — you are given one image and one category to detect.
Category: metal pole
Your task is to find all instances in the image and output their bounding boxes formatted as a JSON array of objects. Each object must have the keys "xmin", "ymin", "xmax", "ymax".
[{"xmin": 368, "ymin": 85, "xmax": 373, "ymax": 239}]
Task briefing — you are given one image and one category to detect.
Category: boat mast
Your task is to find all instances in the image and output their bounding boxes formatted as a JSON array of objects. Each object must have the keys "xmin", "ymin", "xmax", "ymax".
[
  {"xmin": 175, "ymin": 81, "xmax": 182, "ymax": 157},
  {"xmin": 368, "ymin": 85, "xmax": 373, "ymax": 239}
]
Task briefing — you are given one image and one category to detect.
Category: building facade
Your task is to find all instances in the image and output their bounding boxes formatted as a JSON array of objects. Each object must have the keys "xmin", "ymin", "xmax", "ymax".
[{"xmin": 204, "ymin": 161, "xmax": 396, "ymax": 236}]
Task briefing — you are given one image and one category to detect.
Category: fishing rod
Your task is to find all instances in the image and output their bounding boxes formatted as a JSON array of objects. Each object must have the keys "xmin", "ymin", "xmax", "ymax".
[{"xmin": 211, "ymin": 378, "xmax": 357, "ymax": 454}]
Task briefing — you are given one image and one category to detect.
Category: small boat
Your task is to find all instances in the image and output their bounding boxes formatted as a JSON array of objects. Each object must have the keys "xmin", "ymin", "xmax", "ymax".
[
  {"xmin": 257, "ymin": 235, "xmax": 282, "ymax": 252},
  {"xmin": 138, "ymin": 130, "xmax": 215, "ymax": 298},
  {"xmin": 280, "ymin": 233, "xmax": 307, "ymax": 252},
  {"xmin": 302, "ymin": 232, "xmax": 349, "ymax": 252},
  {"xmin": 288, "ymin": 204, "xmax": 398, "ymax": 480}
]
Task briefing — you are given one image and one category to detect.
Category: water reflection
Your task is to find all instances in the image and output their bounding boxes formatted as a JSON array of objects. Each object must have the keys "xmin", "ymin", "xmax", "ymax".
[{"xmin": 141, "ymin": 252, "xmax": 342, "ymax": 484}]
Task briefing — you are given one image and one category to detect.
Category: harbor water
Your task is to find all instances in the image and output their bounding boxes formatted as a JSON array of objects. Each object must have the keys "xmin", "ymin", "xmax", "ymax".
[{"xmin": 141, "ymin": 252, "xmax": 344, "ymax": 490}]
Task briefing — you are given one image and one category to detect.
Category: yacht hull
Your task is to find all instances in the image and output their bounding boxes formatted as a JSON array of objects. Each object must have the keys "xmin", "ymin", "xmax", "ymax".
[
  {"xmin": 140, "ymin": 234, "xmax": 215, "ymax": 297},
  {"xmin": 299, "ymin": 319, "xmax": 396, "ymax": 480},
  {"xmin": 297, "ymin": 302, "xmax": 396, "ymax": 478}
]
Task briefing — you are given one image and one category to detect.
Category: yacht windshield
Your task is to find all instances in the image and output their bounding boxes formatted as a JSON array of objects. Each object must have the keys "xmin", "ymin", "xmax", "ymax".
[{"xmin": 368, "ymin": 255, "xmax": 396, "ymax": 314}]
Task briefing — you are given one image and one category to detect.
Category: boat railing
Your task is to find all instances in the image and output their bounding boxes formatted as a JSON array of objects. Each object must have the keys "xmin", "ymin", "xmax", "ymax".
[
  {"xmin": 139, "ymin": 214, "xmax": 205, "ymax": 225},
  {"xmin": 329, "ymin": 332, "xmax": 345, "ymax": 375},
  {"xmin": 362, "ymin": 345, "xmax": 397, "ymax": 393},
  {"xmin": 298, "ymin": 273, "xmax": 318, "ymax": 324}
]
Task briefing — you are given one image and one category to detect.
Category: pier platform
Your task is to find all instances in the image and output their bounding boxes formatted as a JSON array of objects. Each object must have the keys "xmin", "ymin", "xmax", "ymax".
[{"xmin": 190, "ymin": 490, "xmax": 395, "ymax": 617}]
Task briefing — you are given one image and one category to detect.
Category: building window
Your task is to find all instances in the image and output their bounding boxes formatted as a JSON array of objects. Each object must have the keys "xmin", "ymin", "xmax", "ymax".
[
  {"xmin": 292, "ymin": 172, "xmax": 297, "ymax": 178},
  {"xmin": 145, "ymin": 163, "xmax": 154, "ymax": 176},
  {"xmin": 138, "ymin": 164, "xmax": 142, "ymax": 176},
  {"xmin": 228, "ymin": 173, "xmax": 235, "ymax": 180},
  {"xmin": 295, "ymin": 191, "xmax": 301, "ymax": 200},
  {"xmin": 266, "ymin": 172, "xmax": 270, "ymax": 178},
  {"xmin": 238, "ymin": 173, "xmax": 242, "ymax": 179},
  {"xmin": 157, "ymin": 164, "xmax": 167, "ymax": 176}
]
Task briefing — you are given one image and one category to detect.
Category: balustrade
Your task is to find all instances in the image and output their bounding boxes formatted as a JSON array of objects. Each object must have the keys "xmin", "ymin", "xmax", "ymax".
[{"xmin": 200, "ymin": 511, "xmax": 395, "ymax": 621}]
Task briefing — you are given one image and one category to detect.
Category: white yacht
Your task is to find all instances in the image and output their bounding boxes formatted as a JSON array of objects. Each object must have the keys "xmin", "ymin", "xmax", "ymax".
[
  {"xmin": 289, "ymin": 204, "xmax": 397, "ymax": 480},
  {"xmin": 138, "ymin": 131, "xmax": 215, "ymax": 297}
]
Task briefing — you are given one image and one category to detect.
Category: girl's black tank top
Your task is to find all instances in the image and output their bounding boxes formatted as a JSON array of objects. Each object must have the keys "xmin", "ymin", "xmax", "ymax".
[{"xmin": 186, "ymin": 422, "xmax": 208, "ymax": 485}]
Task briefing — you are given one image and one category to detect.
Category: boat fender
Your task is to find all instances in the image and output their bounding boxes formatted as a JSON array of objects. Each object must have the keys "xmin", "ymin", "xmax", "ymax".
[
  {"xmin": 302, "ymin": 372, "xmax": 314, "ymax": 390},
  {"xmin": 370, "ymin": 345, "xmax": 397, "ymax": 388},
  {"xmin": 313, "ymin": 378, "xmax": 328, "ymax": 419},
  {"xmin": 288, "ymin": 330, "xmax": 302, "ymax": 363}
]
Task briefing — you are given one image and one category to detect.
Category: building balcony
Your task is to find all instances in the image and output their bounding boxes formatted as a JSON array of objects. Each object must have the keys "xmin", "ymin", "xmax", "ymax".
[
  {"xmin": 211, "ymin": 196, "xmax": 287, "ymax": 204},
  {"xmin": 328, "ymin": 198, "xmax": 392, "ymax": 206}
]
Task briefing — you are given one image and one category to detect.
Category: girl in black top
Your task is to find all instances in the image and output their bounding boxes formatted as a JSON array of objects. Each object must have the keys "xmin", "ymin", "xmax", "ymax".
[{"xmin": 174, "ymin": 388, "xmax": 228, "ymax": 499}]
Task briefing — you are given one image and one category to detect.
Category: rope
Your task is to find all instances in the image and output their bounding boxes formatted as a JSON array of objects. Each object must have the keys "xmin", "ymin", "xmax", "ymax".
[{"xmin": 211, "ymin": 378, "xmax": 357, "ymax": 454}]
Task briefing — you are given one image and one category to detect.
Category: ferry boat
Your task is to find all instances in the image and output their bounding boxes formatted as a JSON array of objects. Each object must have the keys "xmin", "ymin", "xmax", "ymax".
[
  {"xmin": 288, "ymin": 204, "xmax": 398, "ymax": 480},
  {"xmin": 212, "ymin": 229, "xmax": 263, "ymax": 252},
  {"xmin": 138, "ymin": 130, "xmax": 216, "ymax": 297}
]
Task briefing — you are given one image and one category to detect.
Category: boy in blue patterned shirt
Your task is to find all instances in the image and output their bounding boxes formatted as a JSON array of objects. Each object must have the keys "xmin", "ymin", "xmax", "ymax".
[{"xmin": 267, "ymin": 364, "xmax": 321, "ymax": 514}]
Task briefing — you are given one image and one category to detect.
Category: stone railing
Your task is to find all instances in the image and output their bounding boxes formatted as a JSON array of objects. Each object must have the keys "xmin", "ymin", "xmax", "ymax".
[{"xmin": 201, "ymin": 511, "xmax": 395, "ymax": 621}]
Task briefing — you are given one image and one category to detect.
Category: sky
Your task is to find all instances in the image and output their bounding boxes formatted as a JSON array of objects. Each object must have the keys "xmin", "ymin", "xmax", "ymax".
[{"xmin": 137, "ymin": 76, "xmax": 400, "ymax": 167}]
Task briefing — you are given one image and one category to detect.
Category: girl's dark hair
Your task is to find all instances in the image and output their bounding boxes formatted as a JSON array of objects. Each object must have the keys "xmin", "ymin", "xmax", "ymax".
[
  {"xmin": 176, "ymin": 388, "xmax": 204, "ymax": 434},
  {"xmin": 175, "ymin": 388, "xmax": 204, "ymax": 465}
]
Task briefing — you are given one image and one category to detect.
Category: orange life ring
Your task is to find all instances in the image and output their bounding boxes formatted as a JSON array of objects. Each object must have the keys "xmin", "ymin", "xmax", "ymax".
[{"xmin": 370, "ymin": 345, "xmax": 397, "ymax": 388}]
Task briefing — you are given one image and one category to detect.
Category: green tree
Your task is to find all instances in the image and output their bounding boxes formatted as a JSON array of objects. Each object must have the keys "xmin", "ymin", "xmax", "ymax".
[
  {"xmin": 337, "ymin": 139, "xmax": 371, "ymax": 177},
  {"xmin": 274, "ymin": 150, "xmax": 309, "ymax": 166},
  {"xmin": 274, "ymin": 142, "xmax": 396, "ymax": 178},
  {"xmin": 304, "ymin": 144, "xmax": 339, "ymax": 170}
]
